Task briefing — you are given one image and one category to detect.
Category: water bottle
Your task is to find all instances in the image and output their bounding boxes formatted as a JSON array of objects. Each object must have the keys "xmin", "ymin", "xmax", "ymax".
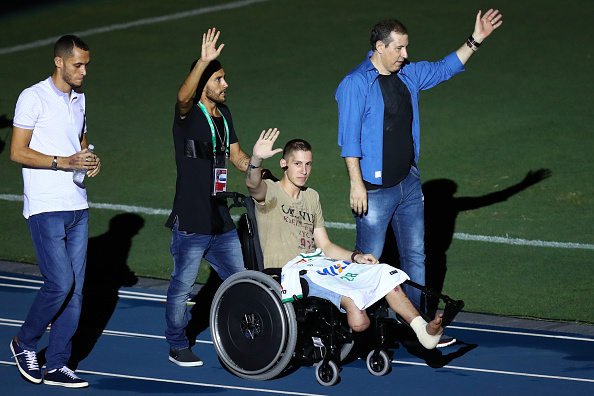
[{"xmin": 73, "ymin": 144, "xmax": 94, "ymax": 188}]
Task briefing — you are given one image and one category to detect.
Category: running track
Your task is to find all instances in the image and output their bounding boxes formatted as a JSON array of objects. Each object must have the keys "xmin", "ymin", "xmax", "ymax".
[{"xmin": 1, "ymin": 269, "xmax": 593, "ymax": 395}]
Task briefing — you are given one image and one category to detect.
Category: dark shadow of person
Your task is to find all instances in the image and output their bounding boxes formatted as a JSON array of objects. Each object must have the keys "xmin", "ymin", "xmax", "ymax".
[
  {"xmin": 401, "ymin": 336, "xmax": 478, "ymax": 368},
  {"xmin": 37, "ymin": 213, "xmax": 144, "ymax": 369},
  {"xmin": 351, "ymin": 318, "xmax": 477, "ymax": 368},
  {"xmin": 422, "ymin": 169, "xmax": 551, "ymax": 315},
  {"xmin": 66, "ymin": 213, "xmax": 144, "ymax": 369},
  {"xmin": 185, "ymin": 269, "xmax": 223, "ymax": 347},
  {"xmin": 0, "ymin": 114, "xmax": 13, "ymax": 155},
  {"xmin": 380, "ymin": 169, "xmax": 551, "ymax": 316}
]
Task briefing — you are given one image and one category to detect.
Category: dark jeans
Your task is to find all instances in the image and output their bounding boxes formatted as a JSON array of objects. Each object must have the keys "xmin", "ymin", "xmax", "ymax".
[{"xmin": 18, "ymin": 209, "xmax": 88, "ymax": 370}]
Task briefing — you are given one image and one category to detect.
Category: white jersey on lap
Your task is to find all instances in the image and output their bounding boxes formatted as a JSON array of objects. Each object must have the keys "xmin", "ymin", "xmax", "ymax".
[{"xmin": 281, "ymin": 249, "xmax": 409, "ymax": 310}]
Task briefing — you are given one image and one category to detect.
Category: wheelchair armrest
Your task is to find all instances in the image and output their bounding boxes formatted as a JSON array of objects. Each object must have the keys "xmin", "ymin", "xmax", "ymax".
[
  {"xmin": 262, "ymin": 268, "xmax": 281, "ymax": 277},
  {"xmin": 215, "ymin": 191, "xmax": 247, "ymax": 210}
]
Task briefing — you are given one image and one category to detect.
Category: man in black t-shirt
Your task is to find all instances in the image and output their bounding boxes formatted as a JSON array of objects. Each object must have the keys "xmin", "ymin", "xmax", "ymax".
[
  {"xmin": 164, "ymin": 28, "xmax": 259, "ymax": 367},
  {"xmin": 366, "ymin": 72, "xmax": 414, "ymax": 191}
]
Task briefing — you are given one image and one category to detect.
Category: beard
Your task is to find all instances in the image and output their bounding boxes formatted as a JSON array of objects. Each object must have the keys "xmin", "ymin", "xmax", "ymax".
[
  {"xmin": 62, "ymin": 70, "xmax": 82, "ymax": 89},
  {"xmin": 205, "ymin": 85, "xmax": 226, "ymax": 104}
]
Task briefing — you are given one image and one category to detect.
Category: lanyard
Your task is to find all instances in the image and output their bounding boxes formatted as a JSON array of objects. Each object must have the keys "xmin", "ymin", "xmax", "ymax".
[{"xmin": 197, "ymin": 101, "xmax": 230, "ymax": 158}]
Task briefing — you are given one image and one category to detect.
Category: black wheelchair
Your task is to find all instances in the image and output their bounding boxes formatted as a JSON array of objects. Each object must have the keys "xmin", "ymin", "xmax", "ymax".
[{"xmin": 209, "ymin": 192, "xmax": 464, "ymax": 386}]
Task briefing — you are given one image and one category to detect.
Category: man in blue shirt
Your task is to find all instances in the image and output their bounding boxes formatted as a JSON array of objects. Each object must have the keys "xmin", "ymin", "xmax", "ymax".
[{"xmin": 335, "ymin": 10, "xmax": 502, "ymax": 347}]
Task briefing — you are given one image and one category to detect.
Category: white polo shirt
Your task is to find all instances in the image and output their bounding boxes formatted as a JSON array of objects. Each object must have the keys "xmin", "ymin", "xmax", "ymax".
[{"xmin": 13, "ymin": 76, "xmax": 89, "ymax": 219}]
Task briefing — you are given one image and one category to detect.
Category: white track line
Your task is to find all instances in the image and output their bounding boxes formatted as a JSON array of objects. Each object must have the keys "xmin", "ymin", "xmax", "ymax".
[
  {"xmin": 1, "ymin": 194, "xmax": 592, "ymax": 250},
  {"xmin": 2, "ymin": 354, "xmax": 593, "ymax": 386},
  {"xmin": 1, "ymin": 317, "xmax": 592, "ymax": 384},
  {"xmin": 0, "ymin": 0, "xmax": 271, "ymax": 56},
  {"xmin": 0, "ymin": 318, "xmax": 211, "ymax": 344},
  {"xmin": 0, "ymin": 276, "xmax": 196, "ymax": 304},
  {"xmin": 2, "ymin": 272, "xmax": 594, "ymax": 343},
  {"xmin": 2, "ymin": 277, "xmax": 594, "ymax": 341},
  {"xmin": 448, "ymin": 325, "xmax": 594, "ymax": 342},
  {"xmin": 392, "ymin": 360, "xmax": 594, "ymax": 383},
  {"xmin": 0, "ymin": 275, "xmax": 43, "ymax": 284},
  {"xmin": 0, "ymin": 361, "xmax": 326, "ymax": 396},
  {"xmin": 0, "ymin": 275, "xmax": 168, "ymax": 302},
  {"xmin": 0, "ymin": 283, "xmax": 40, "ymax": 291},
  {"xmin": 100, "ymin": 329, "xmax": 211, "ymax": 344}
]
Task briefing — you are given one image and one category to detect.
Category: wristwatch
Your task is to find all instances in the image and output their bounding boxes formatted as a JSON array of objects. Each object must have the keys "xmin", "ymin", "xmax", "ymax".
[{"xmin": 51, "ymin": 156, "xmax": 58, "ymax": 170}]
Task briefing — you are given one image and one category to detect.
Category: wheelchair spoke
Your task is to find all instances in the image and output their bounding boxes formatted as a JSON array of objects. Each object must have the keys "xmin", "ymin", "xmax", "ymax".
[{"xmin": 241, "ymin": 313, "xmax": 262, "ymax": 340}]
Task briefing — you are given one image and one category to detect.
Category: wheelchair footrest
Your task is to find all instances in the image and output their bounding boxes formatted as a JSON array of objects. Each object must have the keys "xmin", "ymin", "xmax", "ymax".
[{"xmin": 441, "ymin": 299, "xmax": 464, "ymax": 327}]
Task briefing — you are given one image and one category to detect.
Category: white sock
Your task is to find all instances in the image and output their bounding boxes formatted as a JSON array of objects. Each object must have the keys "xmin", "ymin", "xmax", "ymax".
[{"xmin": 410, "ymin": 316, "xmax": 441, "ymax": 349}]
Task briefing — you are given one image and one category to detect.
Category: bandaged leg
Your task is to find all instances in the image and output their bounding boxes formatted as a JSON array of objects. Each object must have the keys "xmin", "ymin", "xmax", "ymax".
[{"xmin": 410, "ymin": 316, "xmax": 441, "ymax": 349}]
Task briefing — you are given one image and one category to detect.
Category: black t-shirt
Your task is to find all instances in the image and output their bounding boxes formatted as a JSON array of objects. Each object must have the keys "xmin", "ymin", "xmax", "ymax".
[
  {"xmin": 365, "ymin": 72, "xmax": 414, "ymax": 190},
  {"xmin": 165, "ymin": 102, "xmax": 239, "ymax": 234}
]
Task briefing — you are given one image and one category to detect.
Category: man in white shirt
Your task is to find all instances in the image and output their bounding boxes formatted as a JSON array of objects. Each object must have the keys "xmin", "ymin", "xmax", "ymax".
[{"xmin": 9, "ymin": 35, "xmax": 101, "ymax": 388}]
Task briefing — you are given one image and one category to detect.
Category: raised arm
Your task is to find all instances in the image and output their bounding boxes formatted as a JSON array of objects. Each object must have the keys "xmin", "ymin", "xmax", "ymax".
[
  {"xmin": 229, "ymin": 142, "xmax": 251, "ymax": 172},
  {"xmin": 456, "ymin": 9, "xmax": 503, "ymax": 65},
  {"xmin": 177, "ymin": 28, "xmax": 225, "ymax": 117},
  {"xmin": 245, "ymin": 128, "xmax": 282, "ymax": 202}
]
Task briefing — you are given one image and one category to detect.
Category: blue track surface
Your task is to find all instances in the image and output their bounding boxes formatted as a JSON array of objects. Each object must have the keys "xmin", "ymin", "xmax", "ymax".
[{"xmin": 1, "ymin": 271, "xmax": 593, "ymax": 395}]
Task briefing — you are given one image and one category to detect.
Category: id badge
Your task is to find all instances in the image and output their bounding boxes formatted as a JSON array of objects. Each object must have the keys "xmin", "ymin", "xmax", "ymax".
[{"xmin": 213, "ymin": 167, "xmax": 228, "ymax": 195}]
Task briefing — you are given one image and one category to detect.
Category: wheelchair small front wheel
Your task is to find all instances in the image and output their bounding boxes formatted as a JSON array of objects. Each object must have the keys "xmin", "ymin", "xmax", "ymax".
[
  {"xmin": 315, "ymin": 360, "xmax": 339, "ymax": 386},
  {"xmin": 366, "ymin": 349, "xmax": 391, "ymax": 376}
]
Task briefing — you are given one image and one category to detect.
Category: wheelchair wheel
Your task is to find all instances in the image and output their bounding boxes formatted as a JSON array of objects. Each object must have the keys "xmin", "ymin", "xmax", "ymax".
[
  {"xmin": 210, "ymin": 271, "xmax": 297, "ymax": 380},
  {"xmin": 315, "ymin": 360, "xmax": 339, "ymax": 386},
  {"xmin": 366, "ymin": 349, "xmax": 391, "ymax": 376}
]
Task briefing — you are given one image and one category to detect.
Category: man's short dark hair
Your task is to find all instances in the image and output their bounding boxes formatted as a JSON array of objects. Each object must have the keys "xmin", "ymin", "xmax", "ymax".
[
  {"xmin": 370, "ymin": 19, "xmax": 408, "ymax": 51},
  {"xmin": 283, "ymin": 139, "xmax": 312, "ymax": 160},
  {"xmin": 54, "ymin": 35, "xmax": 89, "ymax": 59},
  {"xmin": 190, "ymin": 59, "xmax": 223, "ymax": 98}
]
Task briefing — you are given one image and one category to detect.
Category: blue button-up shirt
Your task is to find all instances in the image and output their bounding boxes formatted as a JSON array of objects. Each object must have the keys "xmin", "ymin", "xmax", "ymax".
[{"xmin": 335, "ymin": 51, "xmax": 465, "ymax": 185}]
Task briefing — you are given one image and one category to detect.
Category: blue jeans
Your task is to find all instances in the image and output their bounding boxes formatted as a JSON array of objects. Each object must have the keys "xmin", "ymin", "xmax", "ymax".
[
  {"xmin": 18, "ymin": 210, "xmax": 88, "ymax": 370},
  {"xmin": 355, "ymin": 166, "xmax": 426, "ymax": 311},
  {"xmin": 165, "ymin": 222, "xmax": 245, "ymax": 350}
]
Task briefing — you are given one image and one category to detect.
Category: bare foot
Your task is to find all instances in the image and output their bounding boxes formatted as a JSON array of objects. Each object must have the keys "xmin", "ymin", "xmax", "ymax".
[{"xmin": 426, "ymin": 313, "xmax": 444, "ymax": 336}]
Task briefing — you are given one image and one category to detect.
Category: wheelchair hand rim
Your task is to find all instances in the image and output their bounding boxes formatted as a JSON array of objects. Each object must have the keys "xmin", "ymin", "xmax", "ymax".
[{"xmin": 210, "ymin": 271, "xmax": 297, "ymax": 378}]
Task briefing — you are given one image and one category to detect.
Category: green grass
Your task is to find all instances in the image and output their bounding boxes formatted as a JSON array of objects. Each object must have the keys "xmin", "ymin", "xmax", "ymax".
[{"xmin": 0, "ymin": 0, "xmax": 592, "ymax": 323}]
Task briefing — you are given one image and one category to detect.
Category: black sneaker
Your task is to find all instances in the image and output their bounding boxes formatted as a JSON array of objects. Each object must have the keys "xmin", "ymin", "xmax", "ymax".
[
  {"xmin": 10, "ymin": 337, "xmax": 42, "ymax": 384},
  {"xmin": 44, "ymin": 366, "xmax": 88, "ymax": 388},
  {"xmin": 436, "ymin": 334, "xmax": 457, "ymax": 348},
  {"xmin": 169, "ymin": 348, "xmax": 203, "ymax": 367}
]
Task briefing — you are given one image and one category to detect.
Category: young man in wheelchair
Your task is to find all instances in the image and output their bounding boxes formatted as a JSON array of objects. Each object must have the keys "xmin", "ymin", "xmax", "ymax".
[{"xmin": 245, "ymin": 129, "xmax": 444, "ymax": 350}]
